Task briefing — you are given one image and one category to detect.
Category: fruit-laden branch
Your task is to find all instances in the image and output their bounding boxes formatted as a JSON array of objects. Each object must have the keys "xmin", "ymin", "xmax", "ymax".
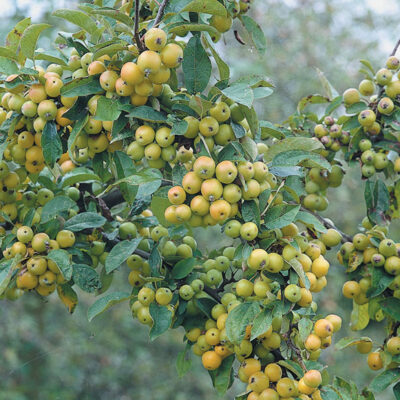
[
  {"xmin": 154, "ymin": 0, "xmax": 169, "ymax": 27},
  {"xmin": 301, "ymin": 207, "xmax": 353, "ymax": 243},
  {"xmin": 134, "ymin": 0, "xmax": 145, "ymax": 52}
]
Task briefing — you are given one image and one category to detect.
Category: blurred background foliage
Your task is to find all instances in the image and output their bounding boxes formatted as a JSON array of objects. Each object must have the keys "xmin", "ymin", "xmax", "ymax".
[{"xmin": 1, "ymin": 0, "xmax": 399, "ymax": 399}]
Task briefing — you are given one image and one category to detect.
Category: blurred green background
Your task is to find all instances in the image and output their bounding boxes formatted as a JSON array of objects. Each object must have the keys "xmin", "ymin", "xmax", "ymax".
[{"xmin": 1, "ymin": 1, "xmax": 400, "ymax": 399}]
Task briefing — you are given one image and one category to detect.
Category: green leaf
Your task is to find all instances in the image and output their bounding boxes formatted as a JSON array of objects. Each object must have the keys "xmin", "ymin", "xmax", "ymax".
[
  {"xmin": 241, "ymin": 200, "xmax": 260, "ymax": 226},
  {"xmin": 221, "ymin": 83, "xmax": 254, "ymax": 108},
  {"xmin": 72, "ymin": 264, "xmax": 101, "ymax": 293},
  {"xmin": 126, "ymin": 105, "xmax": 167, "ymax": 122},
  {"xmin": 57, "ymin": 283, "xmax": 78, "ymax": 314},
  {"xmin": 42, "ymin": 121, "xmax": 62, "ymax": 167},
  {"xmin": 345, "ymin": 101, "xmax": 367, "ymax": 114},
  {"xmin": 105, "ymin": 238, "xmax": 142, "ymax": 274},
  {"xmin": 263, "ymin": 137, "xmax": 323, "ymax": 162},
  {"xmin": 250, "ymin": 308, "xmax": 273, "ymax": 341},
  {"xmin": 277, "ymin": 360, "xmax": 303, "ymax": 379},
  {"xmin": 241, "ymin": 135, "xmax": 258, "ymax": 161},
  {"xmin": 94, "ymin": 97, "xmax": 121, "ymax": 121},
  {"xmin": 369, "ymin": 368, "xmax": 400, "ymax": 392},
  {"xmin": 263, "ymin": 204, "xmax": 300, "ymax": 230},
  {"xmin": 87, "ymin": 291, "xmax": 131, "ymax": 322},
  {"xmin": 61, "ymin": 75, "xmax": 103, "ymax": 97},
  {"xmin": 64, "ymin": 212, "xmax": 106, "ymax": 232},
  {"xmin": 60, "ymin": 167, "xmax": 100, "ymax": 188},
  {"xmin": 394, "ymin": 382, "xmax": 400, "ymax": 400},
  {"xmin": 335, "ymin": 336, "xmax": 372, "ymax": 350},
  {"xmin": 225, "ymin": 301, "xmax": 260, "ymax": 345},
  {"xmin": 41, "ymin": 196, "xmax": 76, "ymax": 223},
  {"xmin": 379, "ymin": 298, "xmax": 400, "ymax": 321},
  {"xmin": 20, "ymin": 24, "xmax": 51, "ymax": 60},
  {"xmin": 350, "ymin": 301, "xmax": 370, "ymax": 331},
  {"xmin": 217, "ymin": 141, "xmax": 246, "ymax": 162},
  {"xmin": 365, "ymin": 180, "xmax": 389, "ymax": 225},
  {"xmin": 6, "ymin": 17, "xmax": 31, "ymax": 53},
  {"xmin": 171, "ymin": 257, "xmax": 198, "ymax": 279},
  {"xmin": 169, "ymin": 23, "xmax": 219, "ymax": 38},
  {"xmin": 0, "ymin": 57, "xmax": 19, "ymax": 75},
  {"xmin": 295, "ymin": 211, "xmax": 327, "ymax": 233},
  {"xmin": 47, "ymin": 249, "xmax": 72, "ymax": 280},
  {"xmin": 150, "ymin": 194, "xmax": 172, "ymax": 227},
  {"xmin": 297, "ymin": 94, "xmax": 329, "ymax": 112},
  {"xmin": 298, "ymin": 318, "xmax": 314, "ymax": 342},
  {"xmin": 271, "ymin": 150, "xmax": 331, "ymax": 171},
  {"xmin": 34, "ymin": 51, "xmax": 67, "ymax": 66},
  {"xmin": 289, "ymin": 258, "xmax": 310, "ymax": 289},
  {"xmin": 319, "ymin": 386, "xmax": 341, "ymax": 400},
  {"xmin": 367, "ymin": 268, "xmax": 393, "ymax": 298},
  {"xmin": 195, "ymin": 297, "xmax": 218, "ymax": 319},
  {"xmin": 208, "ymin": 354, "xmax": 235, "ymax": 396},
  {"xmin": 241, "ymin": 15, "xmax": 267, "ymax": 55},
  {"xmin": 181, "ymin": 0, "xmax": 227, "ymax": 15},
  {"xmin": 149, "ymin": 303, "xmax": 173, "ymax": 341},
  {"xmin": 315, "ymin": 67, "xmax": 339, "ymax": 100},
  {"xmin": 176, "ymin": 343, "xmax": 192, "ymax": 378},
  {"xmin": 53, "ymin": 9, "xmax": 99, "ymax": 36},
  {"xmin": 183, "ymin": 36, "xmax": 212, "ymax": 94},
  {"xmin": 68, "ymin": 115, "xmax": 88, "ymax": 158},
  {"xmin": 0, "ymin": 259, "xmax": 17, "ymax": 296},
  {"xmin": 204, "ymin": 36, "xmax": 229, "ymax": 81},
  {"xmin": 89, "ymin": 8, "xmax": 134, "ymax": 28}
]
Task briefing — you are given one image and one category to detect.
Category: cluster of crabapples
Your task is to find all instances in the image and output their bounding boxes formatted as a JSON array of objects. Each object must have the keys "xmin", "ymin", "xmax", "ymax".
[
  {"xmin": 3, "ymin": 225, "xmax": 75, "ymax": 299},
  {"xmin": 340, "ymin": 55, "xmax": 400, "ymax": 178},
  {"xmin": 165, "ymin": 155, "xmax": 274, "ymax": 227},
  {"xmin": 302, "ymin": 165, "xmax": 344, "ymax": 212}
]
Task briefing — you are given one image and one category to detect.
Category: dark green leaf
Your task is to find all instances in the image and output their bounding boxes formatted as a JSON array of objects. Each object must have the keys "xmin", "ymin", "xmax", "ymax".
[
  {"xmin": 60, "ymin": 167, "xmax": 100, "ymax": 188},
  {"xmin": 87, "ymin": 291, "xmax": 131, "ymax": 322},
  {"xmin": 241, "ymin": 200, "xmax": 260, "ymax": 226},
  {"xmin": 379, "ymin": 298, "xmax": 400, "ymax": 321},
  {"xmin": 47, "ymin": 249, "xmax": 72, "ymax": 280},
  {"xmin": 20, "ymin": 24, "xmax": 51, "ymax": 59},
  {"xmin": 241, "ymin": 15, "xmax": 267, "ymax": 55},
  {"xmin": 149, "ymin": 303, "xmax": 173, "ymax": 341},
  {"xmin": 61, "ymin": 75, "xmax": 104, "ymax": 97},
  {"xmin": 42, "ymin": 122, "xmax": 62, "ymax": 167},
  {"xmin": 105, "ymin": 238, "xmax": 142, "ymax": 273},
  {"xmin": 208, "ymin": 354, "xmax": 235, "ymax": 396},
  {"xmin": 53, "ymin": 9, "xmax": 99, "ymax": 35},
  {"xmin": 226, "ymin": 301, "xmax": 260, "ymax": 345},
  {"xmin": 183, "ymin": 36, "xmax": 212, "ymax": 94},
  {"xmin": 72, "ymin": 264, "xmax": 101, "ymax": 293},
  {"xmin": 64, "ymin": 212, "xmax": 106, "ymax": 232},
  {"xmin": 171, "ymin": 258, "xmax": 198, "ymax": 279},
  {"xmin": 41, "ymin": 196, "xmax": 76, "ymax": 223},
  {"xmin": 369, "ymin": 368, "xmax": 400, "ymax": 392},
  {"xmin": 250, "ymin": 308, "xmax": 273, "ymax": 341},
  {"xmin": 94, "ymin": 97, "xmax": 121, "ymax": 121},
  {"xmin": 263, "ymin": 204, "xmax": 300, "ymax": 229}
]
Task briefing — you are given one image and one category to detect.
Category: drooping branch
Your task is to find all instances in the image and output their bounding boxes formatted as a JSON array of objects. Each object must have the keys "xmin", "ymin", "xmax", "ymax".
[
  {"xmin": 134, "ymin": 0, "xmax": 145, "ymax": 52},
  {"xmin": 153, "ymin": 0, "xmax": 169, "ymax": 27}
]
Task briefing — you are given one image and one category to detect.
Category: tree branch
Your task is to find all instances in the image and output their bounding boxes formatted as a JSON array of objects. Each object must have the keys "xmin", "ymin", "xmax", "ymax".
[
  {"xmin": 203, "ymin": 286, "xmax": 220, "ymax": 302},
  {"xmin": 134, "ymin": 0, "xmax": 145, "ymax": 52},
  {"xmin": 390, "ymin": 38, "xmax": 400, "ymax": 57},
  {"xmin": 153, "ymin": 0, "xmax": 169, "ymax": 27}
]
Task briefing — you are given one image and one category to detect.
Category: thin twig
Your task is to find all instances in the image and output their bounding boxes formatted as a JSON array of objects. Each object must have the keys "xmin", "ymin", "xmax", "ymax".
[
  {"xmin": 390, "ymin": 39, "xmax": 400, "ymax": 57},
  {"xmin": 134, "ymin": 0, "xmax": 145, "ymax": 52},
  {"xmin": 261, "ymin": 180, "xmax": 285, "ymax": 217},
  {"xmin": 153, "ymin": 0, "xmax": 169, "ymax": 27}
]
